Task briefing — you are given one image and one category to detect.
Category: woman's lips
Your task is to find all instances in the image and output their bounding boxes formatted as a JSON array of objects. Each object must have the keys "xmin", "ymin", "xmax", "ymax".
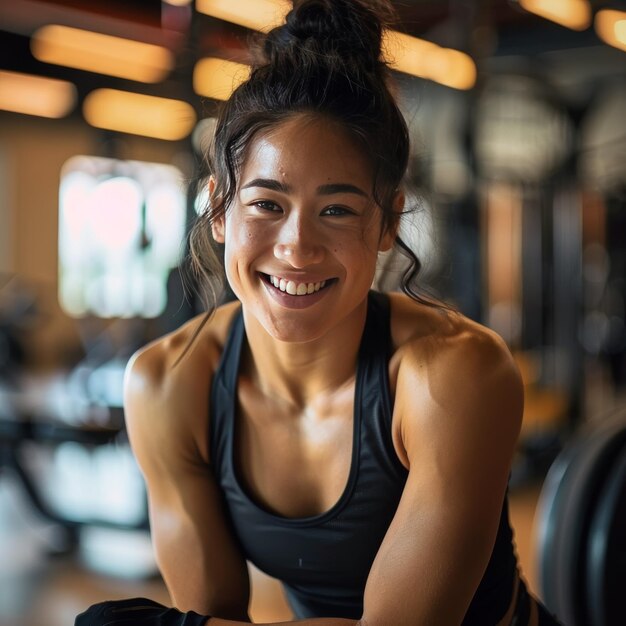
[{"xmin": 260, "ymin": 273, "xmax": 336, "ymax": 309}]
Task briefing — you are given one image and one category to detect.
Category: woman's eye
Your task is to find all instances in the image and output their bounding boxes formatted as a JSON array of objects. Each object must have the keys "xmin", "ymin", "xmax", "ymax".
[
  {"xmin": 322, "ymin": 205, "xmax": 352, "ymax": 217},
  {"xmin": 254, "ymin": 200, "xmax": 281, "ymax": 212}
]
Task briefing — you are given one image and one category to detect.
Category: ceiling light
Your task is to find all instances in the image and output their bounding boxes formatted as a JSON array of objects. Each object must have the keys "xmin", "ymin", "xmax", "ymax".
[
  {"xmin": 595, "ymin": 9, "xmax": 626, "ymax": 52},
  {"xmin": 0, "ymin": 69, "xmax": 76, "ymax": 118},
  {"xmin": 193, "ymin": 57, "xmax": 250, "ymax": 100},
  {"xmin": 196, "ymin": 0, "xmax": 290, "ymax": 32},
  {"xmin": 83, "ymin": 89, "xmax": 196, "ymax": 141},
  {"xmin": 518, "ymin": 0, "xmax": 591, "ymax": 31},
  {"xmin": 31, "ymin": 25, "xmax": 174, "ymax": 83},
  {"xmin": 383, "ymin": 31, "xmax": 477, "ymax": 90}
]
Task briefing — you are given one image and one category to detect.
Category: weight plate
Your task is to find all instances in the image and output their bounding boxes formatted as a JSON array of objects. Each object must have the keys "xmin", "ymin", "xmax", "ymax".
[
  {"xmin": 586, "ymin": 444, "xmax": 626, "ymax": 626},
  {"xmin": 535, "ymin": 438, "xmax": 583, "ymax": 610},
  {"xmin": 535, "ymin": 413, "xmax": 626, "ymax": 625}
]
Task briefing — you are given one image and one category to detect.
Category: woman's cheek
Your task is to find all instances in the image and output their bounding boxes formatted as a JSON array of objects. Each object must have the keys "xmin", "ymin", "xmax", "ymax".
[{"xmin": 226, "ymin": 218, "xmax": 264, "ymax": 250}]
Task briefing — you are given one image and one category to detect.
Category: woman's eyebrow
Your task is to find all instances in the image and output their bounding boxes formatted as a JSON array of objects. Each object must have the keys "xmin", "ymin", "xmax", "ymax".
[
  {"xmin": 241, "ymin": 179, "xmax": 368, "ymax": 198},
  {"xmin": 317, "ymin": 183, "xmax": 369, "ymax": 197},
  {"xmin": 241, "ymin": 178, "xmax": 290, "ymax": 192}
]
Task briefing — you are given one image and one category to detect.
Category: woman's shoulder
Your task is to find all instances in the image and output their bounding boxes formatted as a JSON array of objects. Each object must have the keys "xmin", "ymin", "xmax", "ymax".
[
  {"xmin": 387, "ymin": 292, "xmax": 523, "ymax": 454},
  {"xmin": 387, "ymin": 292, "xmax": 518, "ymax": 384},
  {"xmin": 126, "ymin": 300, "xmax": 242, "ymax": 400},
  {"xmin": 123, "ymin": 301, "xmax": 242, "ymax": 463}
]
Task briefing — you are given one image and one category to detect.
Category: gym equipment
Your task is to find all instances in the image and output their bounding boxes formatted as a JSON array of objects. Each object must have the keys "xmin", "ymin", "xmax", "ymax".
[
  {"xmin": 586, "ymin": 442, "xmax": 626, "ymax": 626},
  {"xmin": 534, "ymin": 408, "xmax": 626, "ymax": 626},
  {"xmin": 0, "ymin": 385, "xmax": 134, "ymax": 531}
]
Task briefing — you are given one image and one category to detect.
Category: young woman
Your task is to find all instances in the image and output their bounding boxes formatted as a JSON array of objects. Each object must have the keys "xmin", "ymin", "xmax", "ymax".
[{"xmin": 76, "ymin": 1, "xmax": 562, "ymax": 624}]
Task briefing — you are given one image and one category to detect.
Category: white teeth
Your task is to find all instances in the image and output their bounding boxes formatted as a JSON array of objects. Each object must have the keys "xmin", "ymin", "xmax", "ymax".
[{"xmin": 267, "ymin": 275, "xmax": 328, "ymax": 296}]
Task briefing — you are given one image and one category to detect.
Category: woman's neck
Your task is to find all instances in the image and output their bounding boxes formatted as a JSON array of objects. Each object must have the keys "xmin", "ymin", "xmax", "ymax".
[{"xmin": 240, "ymin": 301, "xmax": 368, "ymax": 409}]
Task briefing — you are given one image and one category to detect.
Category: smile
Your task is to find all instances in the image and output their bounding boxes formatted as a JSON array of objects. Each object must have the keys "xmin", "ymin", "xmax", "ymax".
[{"xmin": 262, "ymin": 274, "xmax": 333, "ymax": 296}]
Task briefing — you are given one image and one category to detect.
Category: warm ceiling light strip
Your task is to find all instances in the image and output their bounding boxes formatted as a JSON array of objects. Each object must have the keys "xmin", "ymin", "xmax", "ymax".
[
  {"xmin": 518, "ymin": 0, "xmax": 591, "ymax": 31},
  {"xmin": 31, "ymin": 25, "xmax": 174, "ymax": 83},
  {"xmin": 193, "ymin": 57, "xmax": 251, "ymax": 100},
  {"xmin": 83, "ymin": 89, "xmax": 196, "ymax": 140},
  {"xmin": 383, "ymin": 30, "xmax": 477, "ymax": 90},
  {"xmin": 0, "ymin": 69, "xmax": 77, "ymax": 118},
  {"xmin": 196, "ymin": 0, "xmax": 290, "ymax": 31},
  {"xmin": 595, "ymin": 9, "xmax": 626, "ymax": 52}
]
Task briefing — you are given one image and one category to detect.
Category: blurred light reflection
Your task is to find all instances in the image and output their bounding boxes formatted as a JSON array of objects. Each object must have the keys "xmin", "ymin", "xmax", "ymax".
[
  {"xmin": 0, "ymin": 70, "xmax": 76, "ymax": 119},
  {"xmin": 595, "ymin": 9, "xmax": 626, "ymax": 52},
  {"xmin": 83, "ymin": 89, "xmax": 196, "ymax": 141},
  {"xmin": 193, "ymin": 57, "xmax": 250, "ymax": 100},
  {"xmin": 31, "ymin": 25, "xmax": 174, "ymax": 83},
  {"xmin": 519, "ymin": 0, "xmax": 592, "ymax": 31},
  {"xmin": 196, "ymin": 0, "xmax": 290, "ymax": 31}
]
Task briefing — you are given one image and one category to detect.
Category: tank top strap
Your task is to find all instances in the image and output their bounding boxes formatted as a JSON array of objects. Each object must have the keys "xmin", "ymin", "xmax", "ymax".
[
  {"xmin": 209, "ymin": 306, "xmax": 244, "ymax": 475},
  {"xmin": 358, "ymin": 291, "xmax": 406, "ymax": 481},
  {"xmin": 218, "ymin": 306, "xmax": 245, "ymax": 393},
  {"xmin": 360, "ymin": 290, "xmax": 392, "ymax": 360}
]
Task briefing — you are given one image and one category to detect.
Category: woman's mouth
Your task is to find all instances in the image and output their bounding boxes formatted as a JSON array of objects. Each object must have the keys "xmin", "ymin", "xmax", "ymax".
[{"xmin": 261, "ymin": 273, "xmax": 335, "ymax": 296}]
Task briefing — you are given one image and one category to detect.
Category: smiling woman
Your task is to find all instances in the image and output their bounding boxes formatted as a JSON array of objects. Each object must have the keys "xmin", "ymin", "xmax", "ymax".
[{"xmin": 74, "ymin": 1, "xmax": 562, "ymax": 626}]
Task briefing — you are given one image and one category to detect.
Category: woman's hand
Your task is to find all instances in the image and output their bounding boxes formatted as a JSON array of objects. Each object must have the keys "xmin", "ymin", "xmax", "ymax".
[{"xmin": 74, "ymin": 597, "xmax": 209, "ymax": 626}]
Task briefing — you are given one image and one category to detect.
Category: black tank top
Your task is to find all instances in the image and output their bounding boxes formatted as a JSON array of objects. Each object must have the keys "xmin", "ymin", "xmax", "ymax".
[{"xmin": 209, "ymin": 291, "xmax": 518, "ymax": 623}]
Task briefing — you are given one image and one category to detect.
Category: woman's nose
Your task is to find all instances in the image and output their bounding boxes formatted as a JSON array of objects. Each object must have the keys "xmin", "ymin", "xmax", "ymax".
[{"xmin": 273, "ymin": 219, "xmax": 324, "ymax": 267}]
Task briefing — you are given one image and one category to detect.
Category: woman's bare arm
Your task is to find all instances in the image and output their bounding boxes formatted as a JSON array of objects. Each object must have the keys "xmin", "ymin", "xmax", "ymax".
[
  {"xmin": 124, "ymin": 328, "xmax": 251, "ymax": 620},
  {"xmin": 358, "ymin": 323, "xmax": 523, "ymax": 626}
]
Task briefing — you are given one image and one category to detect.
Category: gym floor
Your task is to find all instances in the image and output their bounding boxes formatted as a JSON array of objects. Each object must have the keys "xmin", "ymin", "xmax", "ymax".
[{"xmin": 0, "ymin": 472, "xmax": 544, "ymax": 626}]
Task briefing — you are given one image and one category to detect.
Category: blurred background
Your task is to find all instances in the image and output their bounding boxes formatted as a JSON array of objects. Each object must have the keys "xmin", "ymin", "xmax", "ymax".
[{"xmin": 0, "ymin": 0, "xmax": 625, "ymax": 624}]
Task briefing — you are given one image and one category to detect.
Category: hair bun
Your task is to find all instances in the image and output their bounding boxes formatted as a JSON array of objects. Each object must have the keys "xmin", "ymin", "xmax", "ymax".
[{"xmin": 262, "ymin": 0, "xmax": 394, "ymax": 72}]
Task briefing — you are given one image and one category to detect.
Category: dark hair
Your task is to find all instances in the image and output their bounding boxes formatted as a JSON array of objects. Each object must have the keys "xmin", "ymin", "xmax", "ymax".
[{"xmin": 185, "ymin": 0, "xmax": 433, "ymax": 352}]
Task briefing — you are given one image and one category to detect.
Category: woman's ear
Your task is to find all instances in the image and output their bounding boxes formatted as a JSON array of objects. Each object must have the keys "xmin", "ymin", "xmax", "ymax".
[
  {"xmin": 208, "ymin": 176, "xmax": 225, "ymax": 244},
  {"xmin": 211, "ymin": 216, "xmax": 225, "ymax": 244},
  {"xmin": 378, "ymin": 190, "xmax": 404, "ymax": 252}
]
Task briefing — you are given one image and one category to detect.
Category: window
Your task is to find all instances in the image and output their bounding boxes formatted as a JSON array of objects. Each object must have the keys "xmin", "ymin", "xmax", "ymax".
[{"xmin": 59, "ymin": 156, "xmax": 186, "ymax": 318}]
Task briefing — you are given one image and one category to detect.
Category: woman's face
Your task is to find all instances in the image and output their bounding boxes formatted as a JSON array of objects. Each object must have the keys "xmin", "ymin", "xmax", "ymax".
[{"xmin": 211, "ymin": 114, "xmax": 396, "ymax": 343}]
